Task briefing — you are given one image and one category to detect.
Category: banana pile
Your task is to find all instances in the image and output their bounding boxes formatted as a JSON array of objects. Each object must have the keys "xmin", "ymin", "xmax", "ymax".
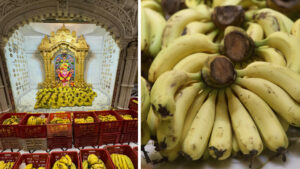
[
  {"xmin": 34, "ymin": 87, "xmax": 97, "ymax": 109},
  {"xmin": 0, "ymin": 161, "xmax": 14, "ymax": 169},
  {"xmin": 82, "ymin": 154, "xmax": 106, "ymax": 169},
  {"xmin": 74, "ymin": 116, "xmax": 94, "ymax": 124},
  {"xmin": 52, "ymin": 155, "xmax": 76, "ymax": 169},
  {"xmin": 2, "ymin": 116, "xmax": 20, "ymax": 125},
  {"xmin": 98, "ymin": 115, "xmax": 117, "ymax": 122},
  {"xmin": 24, "ymin": 164, "xmax": 45, "ymax": 169},
  {"xmin": 27, "ymin": 116, "xmax": 47, "ymax": 125},
  {"xmin": 120, "ymin": 115, "xmax": 137, "ymax": 120},
  {"xmin": 50, "ymin": 117, "xmax": 71, "ymax": 124},
  {"xmin": 141, "ymin": 0, "xmax": 300, "ymax": 165},
  {"xmin": 110, "ymin": 154, "xmax": 134, "ymax": 169}
]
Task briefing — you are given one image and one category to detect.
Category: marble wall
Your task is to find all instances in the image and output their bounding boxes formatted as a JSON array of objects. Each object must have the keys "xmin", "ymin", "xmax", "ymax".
[
  {"xmin": 4, "ymin": 24, "xmax": 120, "ymax": 110},
  {"xmin": 4, "ymin": 29, "xmax": 31, "ymax": 107},
  {"xmin": 99, "ymin": 33, "xmax": 120, "ymax": 103}
]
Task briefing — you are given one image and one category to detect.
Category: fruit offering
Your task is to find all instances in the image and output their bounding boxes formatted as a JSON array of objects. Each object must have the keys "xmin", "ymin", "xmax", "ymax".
[
  {"xmin": 110, "ymin": 154, "xmax": 134, "ymax": 169},
  {"xmin": 52, "ymin": 155, "xmax": 76, "ymax": 169},
  {"xmin": 98, "ymin": 115, "xmax": 117, "ymax": 122},
  {"xmin": 82, "ymin": 154, "xmax": 106, "ymax": 169},
  {"xmin": 34, "ymin": 87, "xmax": 97, "ymax": 109},
  {"xmin": 24, "ymin": 164, "xmax": 45, "ymax": 169},
  {"xmin": 120, "ymin": 115, "xmax": 137, "ymax": 120},
  {"xmin": 2, "ymin": 116, "xmax": 21, "ymax": 125},
  {"xmin": 27, "ymin": 116, "xmax": 47, "ymax": 125},
  {"xmin": 50, "ymin": 117, "xmax": 71, "ymax": 124},
  {"xmin": 0, "ymin": 161, "xmax": 14, "ymax": 169},
  {"xmin": 74, "ymin": 116, "xmax": 94, "ymax": 124},
  {"xmin": 141, "ymin": 0, "xmax": 300, "ymax": 164}
]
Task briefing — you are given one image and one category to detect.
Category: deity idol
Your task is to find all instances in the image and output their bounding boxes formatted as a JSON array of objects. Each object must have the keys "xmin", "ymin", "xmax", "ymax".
[{"xmin": 57, "ymin": 63, "xmax": 73, "ymax": 87}]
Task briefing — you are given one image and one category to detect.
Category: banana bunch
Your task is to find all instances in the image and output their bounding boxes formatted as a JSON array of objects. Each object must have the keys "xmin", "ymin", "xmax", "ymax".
[
  {"xmin": 34, "ymin": 87, "xmax": 97, "ymax": 109},
  {"xmin": 52, "ymin": 155, "xmax": 76, "ymax": 169},
  {"xmin": 74, "ymin": 116, "xmax": 94, "ymax": 124},
  {"xmin": 2, "ymin": 116, "xmax": 20, "ymax": 125},
  {"xmin": 146, "ymin": 54, "xmax": 300, "ymax": 163},
  {"xmin": 50, "ymin": 117, "xmax": 71, "ymax": 124},
  {"xmin": 120, "ymin": 115, "xmax": 137, "ymax": 120},
  {"xmin": 27, "ymin": 116, "xmax": 47, "ymax": 125},
  {"xmin": 24, "ymin": 164, "xmax": 45, "ymax": 169},
  {"xmin": 82, "ymin": 154, "xmax": 106, "ymax": 169},
  {"xmin": 98, "ymin": 115, "xmax": 117, "ymax": 122},
  {"xmin": 110, "ymin": 154, "xmax": 134, "ymax": 169},
  {"xmin": 141, "ymin": 0, "xmax": 166, "ymax": 57},
  {"xmin": 0, "ymin": 161, "xmax": 15, "ymax": 169}
]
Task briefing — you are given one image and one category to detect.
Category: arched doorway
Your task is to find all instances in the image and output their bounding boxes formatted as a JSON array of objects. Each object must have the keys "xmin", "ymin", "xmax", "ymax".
[{"xmin": 0, "ymin": 0, "xmax": 138, "ymax": 112}]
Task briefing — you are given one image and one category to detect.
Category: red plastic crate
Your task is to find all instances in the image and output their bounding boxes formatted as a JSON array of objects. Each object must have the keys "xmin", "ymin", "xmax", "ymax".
[
  {"xmin": 0, "ymin": 152, "xmax": 20, "ymax": 169},
  {"xmin": 105, "ymin": 145, "xmax": 138, "ymax": 169},
  {"xmin": 74, "ymin": 136, "xmax": 98, "ymax": 148},
  {"xmin": 47, "ymin": 112, "xmax": 72, "ymax": 137},
  {"xmin": 129, "ymin": 98, "xmax": 137, "ymax": 112},
  {"xmin": 47, "ymin": 137, "xmax": 72, "ymax": 150},
  {"xmin": 119, "ymin": 132, "xmax": 138, "ymax": 143},
  {"xmin": 72, "ymin": 111, "xmax": 99, "ymax": 137},
  {"xmin": 0, "ymin": 113, "xmax": 26, "ymax": 137},
  {"xmin": 19, "ymin": 114, "xmax": 49, "ymax": 138},
  {"xmin": 80, "ymin": 149, "xmax": 116, "ymax": 169},
  {"xmin": 95, "ymin": 111, "xmax": 123, "ymax": 133},
  {"xmin": 98, "ymin": 133, "xmax": 120, "ymax": 146},
  {"xmin": 49, "ymin": 151, "xmax": 79, "ymax": 169},
  {"xmin": 14, "ymin": 153, "xmax": 49, "ymax": 169},
  {"xmin": 115, "ymin": 110, "xmax": 137, "ymax": 133}
]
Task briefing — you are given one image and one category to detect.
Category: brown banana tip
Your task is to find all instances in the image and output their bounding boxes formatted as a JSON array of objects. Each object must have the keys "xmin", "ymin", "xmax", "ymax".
[
  {"xmin": 276, "ymin": 147, "xmax": 287, "ymax": 162},
  {"xmin": 158, "ymin": 104, "xmax": 172, "ymax": 118},
  {"xmin": 208, "ymin": 146, "xmax": 226, "ymax": 160},
  {"xmin": 180, "ymin": 151, "xmax": 193, "ymax": 161}
]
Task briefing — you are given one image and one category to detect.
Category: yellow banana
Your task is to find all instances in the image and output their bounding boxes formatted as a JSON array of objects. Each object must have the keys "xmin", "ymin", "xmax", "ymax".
[
  {"xmin": 141, "ymin": 77, "xmax": 150, "ymax": 122},
  {"xmin": 208, "ymin": 90, "xmax": 232, "ymax": 160},
  {"xmin": 186, "ymin": 21, "xmax": 215, "ymax": 35},
  {"xmin": 156, "ymin": 82, "xmax": 203, "ymax": 151},
  {"xmin": 149, "ymin": 34, "xmax": 219, "ymax": 82},
  {"xmin": 232, "ymin": 84, "xmax": 288, "ymax": 153},
  {"xmin": 236, "ymin": 77, "xmax": 300, "ymax": 127},
  {"xmin": 246, "ymin": 22, "xmax": 264, "ymax": 41},
  {"xmin": 173, "ymin": 53, "xmax": 216, "ymax": 73},
  {"xmin": 162, "ymin": 4, "xmax": 211, "ymax": 48},
  {"xmin": 182, "ymin": 91, "xmax": 217, "ymax": 160},
  {"xmin": 226, "ymin": 88, "xmax": 263, "ymax": 157},
  {"xmin": 291, "ymin": 18, "xmax": 300, "ymax": 39},
  {"xmin": 236, "ymin": 62, "xmax": 300, "ymax": 102},
  {"xmin": 255, "ymin": 47, "xmax": 286, "ymax": 66}
]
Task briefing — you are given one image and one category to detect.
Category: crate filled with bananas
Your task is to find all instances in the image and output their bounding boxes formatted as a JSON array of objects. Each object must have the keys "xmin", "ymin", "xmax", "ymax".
[
  {"xmin": 128, "ymin": 98, "xmax": 138, "ymax": 112},
  {"xmin": 80, "ymin": 149, "xmax": 115, "ymax": 169},
  {"xmin": 95, "ymin": 111, "xmax": 123, "ymax": 133},
  {"xmin": 0, "ymin": 152, "xmax": 20, "ymax": 169},
  {"xmin": 105, "ymin": 145, "xmax": 137, "ymax": 169},
  {"xmin": 47, "ymin": 112, "xmax": 72, "ymax": 137},
  {"xmin": 49, "ymin": 152, "xmax": 78, "ymax": 169},
  {"xmin": 72, "ymin": 111, "xmax": 99, "ymax": 138},
  {"xmin": 14, "ymin": 153, "xmax": 48, "ymax": 169},
  {"xmin": 19, "ymin": 114, "xmax": 48, "ymax": 138},
  {"xmin": 0, "ymin": 113, "xmax": 26, "ymax": 137},
  {"xmin": 115, "ymin": 110, "xmax": 137, "ymax": 133}
]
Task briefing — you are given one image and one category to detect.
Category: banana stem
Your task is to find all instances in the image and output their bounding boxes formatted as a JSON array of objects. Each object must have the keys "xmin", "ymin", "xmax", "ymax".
[
  {"xmin": 212, "ymin": 5, "xmax": 245, "ymax": 30},
  {"xmin": 254, "ymin": 39, "xmax": 267, "ymax": 47},
  {"xmin": 187, "ymin": 72, "xmax": 201, "ymax": 81},
  {"xmin": 201, "ymin": 55, "xmax": 236, "ymax": 88}
]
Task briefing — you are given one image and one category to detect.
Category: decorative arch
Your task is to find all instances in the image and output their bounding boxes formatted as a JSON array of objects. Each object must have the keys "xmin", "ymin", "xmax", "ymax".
[{"xmin": 0, "ymin": 0, "xmax": 138, "ymax": 112}]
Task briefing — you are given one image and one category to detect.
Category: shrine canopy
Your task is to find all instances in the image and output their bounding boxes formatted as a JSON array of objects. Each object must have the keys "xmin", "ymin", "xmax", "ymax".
[{"xmin": 38, "ymin": 24, "xmax": 90, "ymax": 88}]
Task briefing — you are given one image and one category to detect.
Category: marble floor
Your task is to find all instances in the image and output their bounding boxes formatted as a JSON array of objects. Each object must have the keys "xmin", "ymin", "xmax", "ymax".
[{"xmin": 15, "ymin": 89, "xmax": 111, "ymax": 112}]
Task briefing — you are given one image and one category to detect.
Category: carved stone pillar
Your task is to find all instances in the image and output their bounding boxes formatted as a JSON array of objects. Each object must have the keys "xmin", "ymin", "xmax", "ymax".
[
  {"xmin": 115, "ymin": 41, "xmax": 137, "ymax": 109},
  {"xmin": 0, "ymin": 49, "xmax": 12, "ymax": 112}
]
